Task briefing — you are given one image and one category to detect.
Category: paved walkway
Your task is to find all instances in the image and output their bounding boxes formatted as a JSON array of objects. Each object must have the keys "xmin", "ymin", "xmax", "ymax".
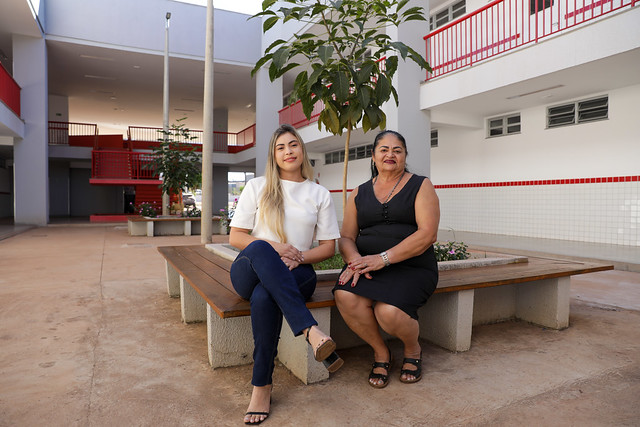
[{"xmin": 0, "ymin": 224, "xmax": 638, "ymax": 426}]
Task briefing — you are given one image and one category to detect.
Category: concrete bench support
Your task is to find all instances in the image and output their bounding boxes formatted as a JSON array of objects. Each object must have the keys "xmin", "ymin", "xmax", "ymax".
[
  {"xmin": 180, "ymin": 276, "xmax": 207, "ymax": 323},
  {"xmin": 207, "ymin": 308, "xmax": 254, "ymax": 368},
  {"xmin": 419, "ymin": 289, "xmax": 475, "ymax": 352},
  {"xmin": 516, "ymin": 276, "xmax": 570, "ymax": 329},
  {"xmin": 277, "ymin": 307, "xmax": 331, "ymax": 384},
  {"xmin": 165, "ymin": 262, "xmax": 180, "ymax": 297}
]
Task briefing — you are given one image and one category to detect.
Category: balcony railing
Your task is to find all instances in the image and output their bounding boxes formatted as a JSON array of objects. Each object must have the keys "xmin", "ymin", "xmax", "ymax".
[
  {"xmin": 0, "ymin": 63, "xmax": 21, "ymax": 116},
  {"xmin": 92, "ymin": 150, "xmax": 158, "ymax": 180},
  {"xmin": 278, "ymin": 100, "xmax": 324, "ymax": 129},
  {"xmin": 424, "ymin": 0, "xmax": 637, "ymax": 80},
  {"xmin": 127, "ymin": 123, "xmax": 256, "ymax": 152},
  {"xmin": 49, "ymin": 121, "xmax": 99, "ymax": 145}
]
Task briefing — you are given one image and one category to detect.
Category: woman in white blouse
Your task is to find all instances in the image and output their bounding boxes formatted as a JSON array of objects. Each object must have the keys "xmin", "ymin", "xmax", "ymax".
[{"xmin": 229, "ymin": 124, "xmax": 342, "ymax": 425}]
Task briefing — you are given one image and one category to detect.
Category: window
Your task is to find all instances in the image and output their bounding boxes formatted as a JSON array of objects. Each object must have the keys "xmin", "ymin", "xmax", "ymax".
[
  {"xmin": 324, "ymin": 144, "xmax": 374, "ymax": 165},
  {"xmin": 430, "ymin": 130, "xmax": 438, "ymax": 147},
  {"xmin": 530, "ymin": 0, "xmax": 553, "ymax": 14},
  {"xmin": 430, "ymin": 0, "xmax": 466, "ymax": 30},
  {"xmin": 547, "ymin": 96, "xmax": 608, "ymax": 128},
  {"xmin": 487, "ymin": 114, "xmax": 521, "ymax": 137}
]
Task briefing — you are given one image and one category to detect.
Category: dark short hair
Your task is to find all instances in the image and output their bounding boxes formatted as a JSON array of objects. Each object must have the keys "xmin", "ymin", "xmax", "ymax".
[{"xmin": 370, "ymin": 130, "xmax": 409, "ymax": 178}]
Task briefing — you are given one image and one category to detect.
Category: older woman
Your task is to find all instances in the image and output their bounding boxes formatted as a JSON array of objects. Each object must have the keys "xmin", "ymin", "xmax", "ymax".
[
  {"xmin": 229, "ymin": 124, "xmax": 342, "ymax": 424},
  {"xmin": 334, "ymin": 130, "xmax": 440, "ymax": 388}
]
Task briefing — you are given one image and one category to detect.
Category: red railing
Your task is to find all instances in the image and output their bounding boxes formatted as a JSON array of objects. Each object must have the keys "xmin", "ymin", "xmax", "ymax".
[
  {"xmin": 92, "ymin": 150, "xmax": 158, "ymax": 180},
  {"xmin": 127, "ymin": 123, "xmax": 256, "ymax": 152},
  {"xmin": 424, "ymin": 0, "xmax": 636, "ymax": 80},
  {"xmin": 0, "ymin": 63, "xmax": 21, "ymax": 116},
  {"xmin": 49, "ymin": 121, "xmax": 99, "ymax": 145},
  {"xmin": 278, "ymin": 100, "xmax": 324, "ymax": 129}
]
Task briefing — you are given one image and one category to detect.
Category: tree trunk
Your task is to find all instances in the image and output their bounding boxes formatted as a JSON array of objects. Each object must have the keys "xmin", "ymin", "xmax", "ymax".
[{"xmin": 342, "ymin": 125, "xmax": 352, "ymax": 209}]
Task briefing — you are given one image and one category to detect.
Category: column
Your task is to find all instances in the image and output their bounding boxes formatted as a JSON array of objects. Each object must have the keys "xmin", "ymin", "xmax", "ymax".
[
  {"xmin": 383, "ymin": 0, "xmax": 431, "ymax": 177},
  {"xmin": 13, "ymin": 35, "xmax": 48, "ymax": 225}
]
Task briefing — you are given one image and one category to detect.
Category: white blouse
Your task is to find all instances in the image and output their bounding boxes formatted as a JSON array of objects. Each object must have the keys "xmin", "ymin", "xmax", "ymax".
[{"xmin": 230, "ymin": 176, "xmax": 340, "ymax": 251}]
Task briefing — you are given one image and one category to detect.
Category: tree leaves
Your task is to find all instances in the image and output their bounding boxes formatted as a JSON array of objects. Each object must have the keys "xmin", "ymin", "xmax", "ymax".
[{"xmin": 252, "ymin": 0, "xmax": 432, "ymax": 137}]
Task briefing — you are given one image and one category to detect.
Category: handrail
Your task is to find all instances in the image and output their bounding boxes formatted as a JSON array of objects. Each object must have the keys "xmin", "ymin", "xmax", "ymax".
[
  {"xmin": 92, "ymin": 150, "xmax": 159, "ymax": 180},
  {"xmin": 48, "ymin": 121, "xmax": 99, "ymax": 145},
  {"xmin": 424, "ymin": 0, "xmax": 637, "ymax": 80},
  {"xmin": 0, "ymin": 62, "xmax": 21, "ymax": 116}
]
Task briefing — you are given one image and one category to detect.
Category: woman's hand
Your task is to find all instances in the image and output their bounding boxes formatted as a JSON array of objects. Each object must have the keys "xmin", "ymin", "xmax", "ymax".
[
  {"xmin": 281, "ymin": 256, "xmax": 300, "ymax": 271},
  {"xmin": 338, "ymin": 254, "xmax": 386, "ymax": 287},
  {"xmin": 272, "ymin": 242, "xmax": 304, "ymax": 263}
]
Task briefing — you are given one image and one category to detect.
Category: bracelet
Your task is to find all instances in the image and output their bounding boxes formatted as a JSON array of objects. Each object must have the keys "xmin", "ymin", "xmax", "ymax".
[{"xmin": 380, "ymin": 251, "xmax": 391, "ymax": 267}]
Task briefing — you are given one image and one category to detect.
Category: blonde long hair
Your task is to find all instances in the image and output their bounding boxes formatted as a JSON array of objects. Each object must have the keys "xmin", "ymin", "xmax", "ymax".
[{"xmin": 258, "ymin": 124, "xmax": 314, "ymax": 243}]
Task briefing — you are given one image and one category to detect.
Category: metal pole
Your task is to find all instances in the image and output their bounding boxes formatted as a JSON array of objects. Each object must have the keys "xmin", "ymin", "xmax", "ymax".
[
  {"xmin": 201, "ymin": 0, "xmax": 214, "ymax": 243},
  {"xmin": 162, "ymin": 12, "xmax": 171, "ymax": 216}
]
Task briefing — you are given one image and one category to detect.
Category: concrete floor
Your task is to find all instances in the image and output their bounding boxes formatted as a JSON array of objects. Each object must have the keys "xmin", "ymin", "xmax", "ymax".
[{"xmin": 0, "ymin": 224, "xmax": 639, "ymax": 426}]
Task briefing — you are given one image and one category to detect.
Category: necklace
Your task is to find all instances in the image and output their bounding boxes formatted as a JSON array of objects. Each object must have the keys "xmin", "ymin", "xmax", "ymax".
[{"xmin": 375, "ymin": 171, "xmax": 405, "ymax": 204}]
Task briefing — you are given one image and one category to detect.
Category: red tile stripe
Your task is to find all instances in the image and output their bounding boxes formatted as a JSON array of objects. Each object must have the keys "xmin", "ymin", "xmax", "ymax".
[
  {"xmin": 432, "ymin": 176, "xmax": 640, "ymax": 189},
  {"xmin": 328, "ymin": 176, "xmax": 639, "ymax": 193}
]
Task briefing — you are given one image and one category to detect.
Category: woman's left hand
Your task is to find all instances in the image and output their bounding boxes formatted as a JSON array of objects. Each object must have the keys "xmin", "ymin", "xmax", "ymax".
[
  {"xmin": 348, "ymin": 254, "xmax": 385, "ymax": 274},
  {"xmin": 281, "ymin": 256, "xmax": 300, "ymax": 271}
]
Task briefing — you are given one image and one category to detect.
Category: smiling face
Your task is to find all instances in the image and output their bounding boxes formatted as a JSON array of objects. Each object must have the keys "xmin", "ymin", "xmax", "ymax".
[
  {"xmin": 372, "ymin": 133, "xmax": 407, "ymax": 175},
  {"xmin": 274, "ymin": 132, "xmax": 305, "ymax": 180}
]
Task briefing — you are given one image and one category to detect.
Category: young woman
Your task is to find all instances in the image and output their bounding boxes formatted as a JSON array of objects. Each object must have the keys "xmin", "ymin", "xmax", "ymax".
[{"xmin": 229, "ymin": 124, "xmax": 342, "ymax": 425}]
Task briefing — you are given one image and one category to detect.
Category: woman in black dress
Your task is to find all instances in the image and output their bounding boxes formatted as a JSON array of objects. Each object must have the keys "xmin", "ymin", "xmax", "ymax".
[{"xmin": 334, "ymin": 130, "xmax": 440, "ymax": 388}]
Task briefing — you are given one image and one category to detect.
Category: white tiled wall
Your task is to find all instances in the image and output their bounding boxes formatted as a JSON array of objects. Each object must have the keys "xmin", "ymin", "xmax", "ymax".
[{"xmin": 436, "ymin": 181, "xmax": 640, "ymax": 246}]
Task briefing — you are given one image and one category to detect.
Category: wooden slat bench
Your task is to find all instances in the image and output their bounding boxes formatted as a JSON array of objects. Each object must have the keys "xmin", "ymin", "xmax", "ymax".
[{"xmin": 157, "ymin": 245, "xmax": 613, "ymax": 384}]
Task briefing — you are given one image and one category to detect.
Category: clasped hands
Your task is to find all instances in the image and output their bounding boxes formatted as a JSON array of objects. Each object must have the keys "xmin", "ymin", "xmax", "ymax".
[
  {"xmin": 338, "ymin": 254, "xmax": 385, "ymax": 287},
  {"xmin": 275, "ymin": 242, "xmax": 304, "ymax": 271}
]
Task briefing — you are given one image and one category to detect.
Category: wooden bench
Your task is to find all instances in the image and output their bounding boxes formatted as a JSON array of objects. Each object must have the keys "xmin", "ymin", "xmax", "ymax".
[
  {"xmin": 128, "ymin": 216, "xmax": 223, "ymax": 236},
  {"xmin": 157, "ymin": 245, "xmax": 613, "ymax": 384}
]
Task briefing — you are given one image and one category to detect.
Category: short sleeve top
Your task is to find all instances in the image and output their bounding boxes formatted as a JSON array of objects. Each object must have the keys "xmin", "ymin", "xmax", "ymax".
[{"xmin": 230, "ymin": 176, "xmax": 340, "ymax": 251}]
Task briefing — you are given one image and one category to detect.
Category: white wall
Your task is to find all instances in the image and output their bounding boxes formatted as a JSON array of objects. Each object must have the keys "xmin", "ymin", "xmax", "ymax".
[
  {"xmin": 431, "ymin": 84, "xmax": 640, "ymax": 246},
  {"xmin": 431, "ymin": 85, "xmax": 640, "ymax": 183},
  {"xmin": 45, "ymin": 0, "xmax": 260, "ymax": 64}
]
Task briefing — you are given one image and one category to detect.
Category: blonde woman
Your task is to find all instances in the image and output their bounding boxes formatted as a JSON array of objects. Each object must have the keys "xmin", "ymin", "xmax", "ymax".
[{"xmin": 229, "ymin": 124, "xmax": 342, "ymax": 425}]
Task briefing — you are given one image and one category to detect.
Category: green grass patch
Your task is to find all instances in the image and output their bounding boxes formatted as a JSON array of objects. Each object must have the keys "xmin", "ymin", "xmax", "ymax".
[{"xmin": 313, "ymin": 253, "xmax": 345, "ymax": 270}]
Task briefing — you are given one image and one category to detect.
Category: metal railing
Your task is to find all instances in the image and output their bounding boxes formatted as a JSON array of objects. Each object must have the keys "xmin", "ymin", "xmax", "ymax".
[
  {"xmin": 48, "ymin": 121, "xmax": 99, "ymax": 145},
  {"xmin": 127, "ymin": 123, "xmax": 256, "ymax": 152},
  {"xmin": 278, "ymin": 100, "xmax": 324, "ymax": 129},
  {"xmin": 92, "ymin": 150, "xmax": 158, "ymax": 180},
  {"xmin": 424, "ymin": 0, "xmax": 636, "ymax": 80},
  {"xmin": 0, "ymin": 63, "xmax": 20, "ymax": 117}
]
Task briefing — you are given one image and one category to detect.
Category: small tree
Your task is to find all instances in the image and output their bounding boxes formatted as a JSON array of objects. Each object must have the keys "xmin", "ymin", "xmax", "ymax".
[
  {"xmin": 147, "ymin": 118, "xmax": 202, "ymax": 212},
  {"xmin": 252, "ymin": 0, "xmax": 431, "ymax": 207}
]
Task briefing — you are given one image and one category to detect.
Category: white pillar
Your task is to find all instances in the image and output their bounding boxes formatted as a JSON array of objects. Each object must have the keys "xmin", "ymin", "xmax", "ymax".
[
  {"xmin": 13, "ymin": 35, "xmax": 48, "ymax": 225},
  {"xmin": 255, "ymin": 13, "xmax": 285, "ymax": 176},
  {"xmin": 255, "ymin": 69, "xmax": 281, "ymax": 176},
  {"xmin": 162, "ymin": 12, "xmax": 171, "ymax": 216},
  {"xmin": 384, "ymin": 0, "xmax": 431, "ymax": 177},
  {"xmin": 201, "ymin": 0, "xmax": 214, "ymax": 243}
]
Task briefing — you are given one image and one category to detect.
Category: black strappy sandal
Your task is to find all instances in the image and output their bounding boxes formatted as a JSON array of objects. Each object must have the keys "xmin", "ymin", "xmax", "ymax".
[
  {"xmin": 305, "ymin": 327, "xmax": 336, "ymax": 362},
  {"xmin": 399, "ymin": 352, "xmax": 423, "ymax": 384},
  {"xmin": 368, "ymin": 359, "xmax": 392, "ymax": 388}
]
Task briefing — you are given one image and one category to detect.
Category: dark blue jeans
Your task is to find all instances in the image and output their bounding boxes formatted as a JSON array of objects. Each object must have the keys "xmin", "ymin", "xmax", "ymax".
[{"xmin": 230, "ymin": 240, "xmax": 317, "ymax": 386}]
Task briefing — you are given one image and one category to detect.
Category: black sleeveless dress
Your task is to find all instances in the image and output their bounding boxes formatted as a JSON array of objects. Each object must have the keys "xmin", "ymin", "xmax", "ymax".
[{"xmin": 333, "ymin": 174, "xmax": 438, "ymax": 319}]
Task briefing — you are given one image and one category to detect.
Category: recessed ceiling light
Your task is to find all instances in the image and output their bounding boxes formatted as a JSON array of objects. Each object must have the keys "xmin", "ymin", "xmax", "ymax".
[
  {"xmin": 79, "ymin": 54, "xmax": 114, "ymax": 61},
  {"xmin": 506, "ymin": 85, "xmax": 564, "ymax": 99},
  {"xmin": 133, "ymin": 65, "xmax": 141, "ymax": 69},
  {"xmin": 246, "ymin": 103, "xmax": 253, "ymax": 108},
  {"xmin": 110, "ymin": 96, "xmax": 117, "ymax": 100},
  {"xmin": 85, "ymin": 74, "xmax": 116, "ymax": 80}
]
